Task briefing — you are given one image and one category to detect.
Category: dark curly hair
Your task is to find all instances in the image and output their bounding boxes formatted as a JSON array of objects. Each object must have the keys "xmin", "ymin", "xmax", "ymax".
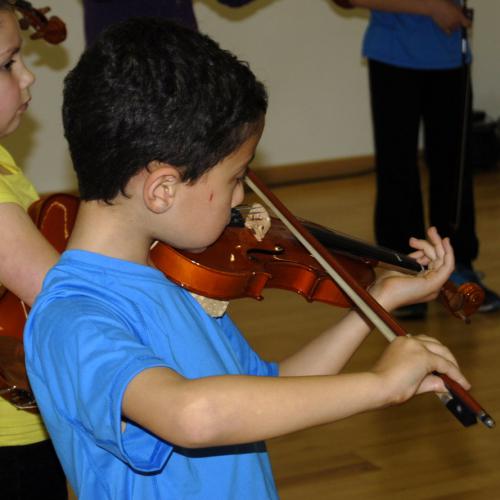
[{"xmin": 63, "ymin": 18, "xmax": 268, "ymax": 201}]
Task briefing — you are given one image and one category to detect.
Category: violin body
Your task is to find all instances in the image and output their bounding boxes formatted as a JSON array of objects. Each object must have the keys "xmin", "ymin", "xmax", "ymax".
[
  {"xmin": 151, "ymin": 211, "xmax": 483, "ymax": 317},
  {"xmin": 150, "ymin": 217, "xmax": 375, "ymax": 308},
  {"xmin": 0, "ymin": 288, "xmax": 30, "ymax": 341},
  {"xmin": 0, "ymin": 193, "xmax": 78, "ymax": 411},
  {"xmin": 0, "ymin": 192, "xmax": 78, "ymax": 340}
]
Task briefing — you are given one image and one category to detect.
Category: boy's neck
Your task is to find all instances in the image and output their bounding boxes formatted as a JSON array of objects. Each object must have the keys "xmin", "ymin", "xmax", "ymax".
[{"xmin": 67, "ymin": 200, "xmax": 153, "ymax": 265}]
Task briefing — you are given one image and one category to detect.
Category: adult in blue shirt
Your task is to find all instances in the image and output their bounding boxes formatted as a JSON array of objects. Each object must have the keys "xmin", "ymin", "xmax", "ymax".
[
  {"xmin": 343, "ymin": 0, "xmax": 500, "ymax": 316},
  {"xmin": 83, "ymin": 0, "xmax": 256, "ymax": 45}
]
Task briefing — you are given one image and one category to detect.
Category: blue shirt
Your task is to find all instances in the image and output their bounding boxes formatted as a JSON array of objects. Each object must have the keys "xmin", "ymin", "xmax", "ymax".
[
  {"xmin": 24, "ymin": 250, "xmax": 279, "ymax": 499},
  {"xmin": 362, "ymin": 5, "xmax": 469, "ymax": 70}
]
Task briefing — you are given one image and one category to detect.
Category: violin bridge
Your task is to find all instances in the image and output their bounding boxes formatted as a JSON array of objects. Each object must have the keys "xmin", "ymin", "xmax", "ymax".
[{"xmin": 244, "ymin": 203, "xmax": 271, "ymax": 242}]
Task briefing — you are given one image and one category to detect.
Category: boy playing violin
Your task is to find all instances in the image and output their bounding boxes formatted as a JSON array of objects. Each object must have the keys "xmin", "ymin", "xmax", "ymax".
[{"xmin": 24, "ymin": 18, "xmax": 470, "ymax": 500}]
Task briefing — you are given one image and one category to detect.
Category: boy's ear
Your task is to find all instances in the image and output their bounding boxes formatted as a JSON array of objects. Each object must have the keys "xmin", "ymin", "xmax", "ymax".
[{"xmin": 143, "ymin": 161, "xmax": 182, "ymax": 214}]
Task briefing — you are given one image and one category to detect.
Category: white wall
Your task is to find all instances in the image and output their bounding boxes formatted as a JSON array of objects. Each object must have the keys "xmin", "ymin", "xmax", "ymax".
[
  {"xmin": 468, "ymin": 0, "xmax": 500, "ymax": 117},
  {"xmin": 3, "ymin": 0, "xmax": 499, "ymax": 193}
]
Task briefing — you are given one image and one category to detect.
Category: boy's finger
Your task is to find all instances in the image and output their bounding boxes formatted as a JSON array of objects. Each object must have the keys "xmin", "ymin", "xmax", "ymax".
[
  {"xmin": 409, "ymin": 238, "xmax": 438, "ymax": 261},
  {"xmin": 418, "ymin": 337, "xmax": 460, "ymax": 368}
]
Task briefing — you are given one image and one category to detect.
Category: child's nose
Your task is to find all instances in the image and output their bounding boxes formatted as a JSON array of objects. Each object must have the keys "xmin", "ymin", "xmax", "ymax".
[{"xmin": 20, "ymin": 65, "xmax": 36, "ymax": 90}]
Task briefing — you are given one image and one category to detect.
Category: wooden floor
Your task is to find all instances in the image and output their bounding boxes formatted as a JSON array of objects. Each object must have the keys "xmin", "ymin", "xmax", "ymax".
[{"xmin": 227, "ymin": 167, "xmax": 500, "ymax": 500}]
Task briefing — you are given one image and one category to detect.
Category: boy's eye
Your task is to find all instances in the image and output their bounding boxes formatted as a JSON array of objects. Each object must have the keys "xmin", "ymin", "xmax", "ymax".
[
  {"xmin": 2, "ymin": 59, "xmax": 15, "ymax": 71},
  {"xmin": 236, "ymin": 166, "xmax": 250, "ymax": 183}
]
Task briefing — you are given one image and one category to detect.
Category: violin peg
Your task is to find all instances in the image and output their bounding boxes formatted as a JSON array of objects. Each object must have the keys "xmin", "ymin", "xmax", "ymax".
[
  {"xmin": 18, "ymin": 17, "xmax": 30, "ymax": 30},
  {"xmin": 30, "ymin": 31, "xmax": 44, "ymax": 40}
]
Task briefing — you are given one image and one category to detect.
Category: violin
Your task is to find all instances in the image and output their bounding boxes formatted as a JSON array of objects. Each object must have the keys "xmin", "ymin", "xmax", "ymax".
[
  {"xmin": 0, "ymin": 189, "xmax": 490, "ymax": 426},
  {"xmin": 0, "ymin": 193, "xmax": 78, "ymax": 411},
  {"xmin": 11, "ymin": 0, "xmax": 66, "ymax": 44},
  {"xmin": 151, "ymin": 208, "xmax": 484, "ymax": 320}
]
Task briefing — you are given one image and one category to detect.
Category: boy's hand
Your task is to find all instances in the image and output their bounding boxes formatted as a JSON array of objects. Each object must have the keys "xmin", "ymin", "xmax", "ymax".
[
  {"xmin": 372, "ymin": 334, "xmax": 471, "ymax": 404},
  {"xmin": 428, "ymin": 0, "xmax": 471, "ymax": 35},
  {"xmin": 370, "ymin": 226, "xmax": 454, "ymax": 311}
]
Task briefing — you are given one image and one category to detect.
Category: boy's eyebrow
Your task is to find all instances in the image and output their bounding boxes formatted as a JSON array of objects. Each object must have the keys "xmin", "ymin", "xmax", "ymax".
[
  {"xmin": 241, "ymin": 164, "xmax": 252, "ymax": 178},
  {"xmin": 0, "ymin": 46, "xmax": 20, "ymax": 60}
]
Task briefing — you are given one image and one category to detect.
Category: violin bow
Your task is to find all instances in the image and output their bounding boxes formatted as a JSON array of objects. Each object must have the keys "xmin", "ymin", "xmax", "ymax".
[
  {"xmin": 451, "ymin": 2, "xmax": 473, "ymax": 231},
  {"xmin": 246, "ymin": 169, "xmax": 494, "ymax": 429}
]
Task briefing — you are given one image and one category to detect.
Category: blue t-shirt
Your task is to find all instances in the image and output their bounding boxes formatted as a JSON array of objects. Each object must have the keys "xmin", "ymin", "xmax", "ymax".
[
  {"xmin": 24, "ymin": 250, "xmax": 279, "ymax": 499},
  {"xmin": 362, "ymin": 5, "xmax": 468, "ymax": 70}
]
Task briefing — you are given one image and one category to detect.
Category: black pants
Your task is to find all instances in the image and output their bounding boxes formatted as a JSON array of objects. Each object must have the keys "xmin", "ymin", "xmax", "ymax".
[
  {"xmin": 368, "ymin": 59, "xmax": 478, "ymax": 266},
  {"xmin": 0, "ymin": 440, "xmax": 67, "ymax": 500}
]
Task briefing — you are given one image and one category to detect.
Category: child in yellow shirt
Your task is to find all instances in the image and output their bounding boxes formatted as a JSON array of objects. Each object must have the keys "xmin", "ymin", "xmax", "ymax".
[{"xmin": 0, "ymin": 2, "xmax": 66, "ymax": 498}]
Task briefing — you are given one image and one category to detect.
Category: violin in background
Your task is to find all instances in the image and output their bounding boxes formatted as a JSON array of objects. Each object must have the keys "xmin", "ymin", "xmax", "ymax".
[
  {"xmin": 0, "ymin": 194, "xmax": 78, "ymax": 411},
  {"xmin": 11, "ymin": 0, "xmax": 66, "ymax": 44}
]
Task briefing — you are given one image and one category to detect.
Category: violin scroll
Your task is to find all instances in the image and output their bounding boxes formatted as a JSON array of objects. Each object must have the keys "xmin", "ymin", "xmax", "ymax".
[
  {"xmin": 439, "ymin": 281, "xmax": 485, "ymax": 322},
  {"xmin": 11, "ymin": 0, "xmax": 67, "ymax": 44}
]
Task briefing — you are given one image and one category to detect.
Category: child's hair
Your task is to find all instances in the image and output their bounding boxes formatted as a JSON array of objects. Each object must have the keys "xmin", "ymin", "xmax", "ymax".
[{"xmin": 63, "ymin": 18, "xmax": 268, "ymax": 202}]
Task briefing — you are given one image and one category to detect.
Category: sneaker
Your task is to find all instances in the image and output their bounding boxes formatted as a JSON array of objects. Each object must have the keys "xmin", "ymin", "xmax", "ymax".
[
  {"xmin": 393, "ymin": 303, "xmax": 428, "ymax": 320},
  {"xmin": 450, "ymin": 265, "xmax": 500, "ymax": 313}
]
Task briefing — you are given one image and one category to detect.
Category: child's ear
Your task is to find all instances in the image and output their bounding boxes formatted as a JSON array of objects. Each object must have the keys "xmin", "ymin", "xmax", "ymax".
[{"xmin": 143, "ymin": 161, "xmax": 181, "ymax": 214}]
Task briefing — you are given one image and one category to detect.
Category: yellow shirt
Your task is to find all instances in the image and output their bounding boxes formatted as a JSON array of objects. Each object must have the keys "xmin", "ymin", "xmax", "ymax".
[
  {"xmin": 0, "ymin": 144, "xmax": 48, "ymax": 446},
  {"xmin": 0, "ymin": 145, "xmax": 39, "ymax": 209}
]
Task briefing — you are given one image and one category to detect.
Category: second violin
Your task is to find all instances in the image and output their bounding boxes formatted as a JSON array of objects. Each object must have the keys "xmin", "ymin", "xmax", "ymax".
[{"xmin": 11, "ymin": 0, "xmax": 66, "ymax": 44}]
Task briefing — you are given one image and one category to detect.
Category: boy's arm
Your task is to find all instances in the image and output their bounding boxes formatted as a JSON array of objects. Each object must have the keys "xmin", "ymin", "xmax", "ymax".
[
  {"xmin": 0, "ymin": 203, "xmax": 58, "ymax": 305},
  {"xmin": 344, "ymin": 0, "xmax": 471, "ymax": 33},
  {"xmin": 122, "ymin": 334, "xmax": 469, "ymax": 449},
  {"xmin": 123, "ymin": 231, "xmax": 461, "ymax": 448},
  {"xmin": 280, "ymin": 227, "xmax": 454, "ymax": 376}
]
